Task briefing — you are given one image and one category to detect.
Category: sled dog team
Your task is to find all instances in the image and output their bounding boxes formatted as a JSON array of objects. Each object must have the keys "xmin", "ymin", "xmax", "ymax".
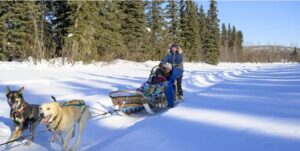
[
  {"xmin": 5, "ymin": 86, "xmax": 90, "ymax": 151},
  {"xmin": 3, "ymin": 43, "xmax": 184, "ymax": 151}
]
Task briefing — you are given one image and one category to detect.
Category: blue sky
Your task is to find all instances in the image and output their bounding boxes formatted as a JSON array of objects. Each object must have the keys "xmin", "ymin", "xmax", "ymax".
[{"xmin": 197, "ymin": 1, "xmax": 300, "ymax": 47}]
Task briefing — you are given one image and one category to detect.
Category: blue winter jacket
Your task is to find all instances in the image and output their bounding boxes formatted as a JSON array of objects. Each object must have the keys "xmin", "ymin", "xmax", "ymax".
[
  {"xmin": 161, "ymin": 51, "xmax": 184, "ymax": 71},
  {"xmin": 164, "ymin": 67, "xmax": 183, "ymax": 108}
]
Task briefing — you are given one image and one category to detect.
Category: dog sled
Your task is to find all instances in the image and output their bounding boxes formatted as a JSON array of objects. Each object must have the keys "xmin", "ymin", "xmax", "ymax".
[{"xmin": 109, "ymin": 65, "xmax": 181, "ymax": 115}]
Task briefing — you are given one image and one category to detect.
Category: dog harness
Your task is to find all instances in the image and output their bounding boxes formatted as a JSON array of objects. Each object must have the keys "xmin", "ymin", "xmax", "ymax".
[
  {"xmin": 50, "ymin": 101, "xmax": 87, "ymax": 132},
  {"xmin": 60, "ymin": 101, "xmax": 87, "ymax": 115},
  {"xmin": 12, "ymin": 103, "xmax": 27, "ymax": 117}
]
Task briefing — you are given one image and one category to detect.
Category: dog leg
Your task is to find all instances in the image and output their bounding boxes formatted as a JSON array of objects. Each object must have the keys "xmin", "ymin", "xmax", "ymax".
[
  {"xmin": 71, "ymin": 114, "xmax": 88, "ymax": 151},
  {"xmin": 63, "ymin": 127, "xmax": 74, "ymax": 151},
  {"xmin": 72, "ymin": 124, "xmax": 75, "ymax": 138},
  {"xmin": 25, "ymin": 121, "xmax": 39, "ymax": 146},
  {"xmin": 57, "ymin": 133, "xmax": 64, "ymax": 145},
  {"xmin": 49, "ymin": 131, "xmax": 55, "ymax": 143},
  {"xmin": 9, "ymin": 126, "xmax": 22, "ymax": 144},
  {"xmin": 8, "ymin": 127, "xmax": 18, "ymax": 143}
]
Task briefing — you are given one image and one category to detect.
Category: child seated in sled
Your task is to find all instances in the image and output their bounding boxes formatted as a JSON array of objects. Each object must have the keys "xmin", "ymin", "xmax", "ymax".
[
  {"xmin": 137, "ymin": 63, "xmax": 183, "ymax": 107},
  {"xmin": 137, "ymin": 63, "xmax": 172, "ymax": 96}
]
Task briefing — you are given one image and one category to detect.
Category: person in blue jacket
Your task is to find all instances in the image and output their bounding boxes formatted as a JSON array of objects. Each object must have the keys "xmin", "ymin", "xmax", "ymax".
[
  {"xmin": 160, "ymin": 43, "xmax": 184, "ymax": 100},
  {"xmin": 161, "ymin": 62, "xmax": 183, "ymax": 107}
]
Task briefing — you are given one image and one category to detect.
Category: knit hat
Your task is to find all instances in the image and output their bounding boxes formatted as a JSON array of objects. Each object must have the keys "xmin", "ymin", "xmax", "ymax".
[
  {"xmin": 170, "ymin": 43, "xmax": 178, "ymax": 49},
  {"xmin": 163, "ymin": 63, "xmax": 172, "ymax": 70}
]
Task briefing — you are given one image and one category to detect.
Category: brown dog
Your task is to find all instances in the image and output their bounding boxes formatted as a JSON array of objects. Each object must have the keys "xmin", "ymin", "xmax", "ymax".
[{"xmin": 6, "ymin": 86, "xmax": 40, "ymax": 145}]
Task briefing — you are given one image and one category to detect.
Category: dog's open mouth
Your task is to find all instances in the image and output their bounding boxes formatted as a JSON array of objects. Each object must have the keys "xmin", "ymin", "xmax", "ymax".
[{"xmin": 41, "ymin": 115, "xmax": 51, "ymax": 125}]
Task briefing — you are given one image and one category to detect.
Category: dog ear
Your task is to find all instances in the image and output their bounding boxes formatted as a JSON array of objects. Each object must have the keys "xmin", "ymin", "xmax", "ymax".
[
  {"xmin": 51, "ymin": 96, "xmax": 57, "ymax": 102},
  {"xmin": 6, "ymin": 86, "xmax": 11, "ymax": 95},
  {"xmin": 18, "ymin": 87, "xmax": 24, "ymax": 94}
]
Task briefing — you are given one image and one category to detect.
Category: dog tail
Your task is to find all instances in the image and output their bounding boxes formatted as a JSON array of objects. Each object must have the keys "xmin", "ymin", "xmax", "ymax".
[{"xmin": 51, "ymin": 96, "xmax": 57, "ymax": 102}]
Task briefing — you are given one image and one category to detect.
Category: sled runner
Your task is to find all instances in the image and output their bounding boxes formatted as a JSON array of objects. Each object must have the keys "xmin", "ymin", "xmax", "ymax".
[{"xmin": 109, "ymin": 65, "xmax": 181, "ymax": 115}]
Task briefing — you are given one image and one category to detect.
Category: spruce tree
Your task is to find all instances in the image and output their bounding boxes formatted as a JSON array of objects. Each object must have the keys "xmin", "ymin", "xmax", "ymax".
[
  {"xmin": 61, "ymin": 1, "xmax": 126, "ymax": 62},
  {"xmin": 290, "ymin": 47, "xmax": 299, "ymax": 62},
  {"xmin": 146, "ymin": 0, "xmax": 164, "ymax": 43},
  {"xmin": 146, "ymin": 0, "xmax": 167, "ymax": 60},
  {"xmin": 236, "ymin": 30, "xmax": 243, "ymax": 61},
  {"xmin": 227, "ymin": 23, "xmax": 232, "ymax": 49},
  {"xmin": 45, "ymin": 0, "xmax": 73, "ymax": 58},
  {"xmin": 96, "ymin": 1, "xmax": 126, "ymax": 60},
  {"xmin": 203, "ymin": 0, "xmax": 220, "ymax": 65},
  {"xmin": 178, "ymin": 0, "xmax": 188, "ymax": 48},
  {"xmin": 165, "ymin": 0, "xmax": 179, "ymax": 42},
  {"xmin": 220, "ymin": 23, "xmax": 228, "ymax": 61},
  {"xmin": 197, "ymin": 4, "xmax": 207, "ymax": 61},
  {"xmin": 0, "ymin": 1, "xmax": 46, "ymax": 61},
  {"xmin": 120, "ymin": 1, "xmax": 148, "ymax": 61},
  {"xmin": 0, "ymin": 2, "xmax": 11, "ymax": 60},
  {"xmin": 221, "ymin": 23, "xmax": 227, "ymax": 48},
  {"xmin": 185, "ymin": 0, "xmax": 201, "ymax": 61},
  {"xmin": 237, "ymin": 30, "xmax": 243, "ymax": 50},
  {"xmin": 198, "ymin": 5, "xmax": 207, "ymax": 45},
  {"xmin": 61, "ymin": 1, "xmax": 102, "ymax": 62},
  {"xmin": 36, "ymin": 0, "xmax": 56, "ymax": 60},
  {"xmin": 231, "ymin": 26, "xmax": 237, "ymax": 51}
]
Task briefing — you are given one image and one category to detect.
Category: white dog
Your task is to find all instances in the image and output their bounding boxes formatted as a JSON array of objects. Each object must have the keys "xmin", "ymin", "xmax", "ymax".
[{"xmin": 39, "ymin": 98, "xmax": 90, "ymax": 151}]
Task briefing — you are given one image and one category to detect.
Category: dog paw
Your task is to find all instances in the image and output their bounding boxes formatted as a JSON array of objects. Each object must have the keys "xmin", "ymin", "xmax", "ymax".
[
  {"xmin": 5, "ymin": 144, "xmax": 11, "ymax": 150},
  {"xmin": 70, "ymin": 147, "xmax": 77, "ymax": 151},
  {"xmin": 49, "ymin": 136, "xmax": 55, "ymax": 143},
  {"xmin": 24, "ymin": 140, "xmax": 32, "ymax": 146}
]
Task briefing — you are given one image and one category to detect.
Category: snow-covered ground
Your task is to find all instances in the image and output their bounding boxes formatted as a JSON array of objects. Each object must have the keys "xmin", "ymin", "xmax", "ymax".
[{"xmin": 0, "ymin": 60, "xmax": 300, "ymax": 151}]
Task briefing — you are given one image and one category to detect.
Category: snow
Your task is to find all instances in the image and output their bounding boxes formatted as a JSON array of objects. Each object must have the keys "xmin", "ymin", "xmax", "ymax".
[{"xmin": 0, "ymin": 60, "xmax": 300, "ymax": 151}]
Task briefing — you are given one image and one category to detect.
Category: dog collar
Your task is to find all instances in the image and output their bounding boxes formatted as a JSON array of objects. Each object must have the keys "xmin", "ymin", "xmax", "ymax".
[
  {"xmin": 53, "ymin": 116, "xmax": 63, "ymax": 131},
  {"xmin": 13, "ymin": 103, "xmax": 27, "ymax": 117},
  {"xmin": 48, "ymin": 112, "xmax": 63, "ymax": 131}
]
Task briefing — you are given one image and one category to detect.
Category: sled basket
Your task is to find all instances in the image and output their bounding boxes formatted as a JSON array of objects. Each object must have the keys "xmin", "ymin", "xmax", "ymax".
[{"xmin": 109, "ymin": 90, "xmax": 146, "ymax": 108}]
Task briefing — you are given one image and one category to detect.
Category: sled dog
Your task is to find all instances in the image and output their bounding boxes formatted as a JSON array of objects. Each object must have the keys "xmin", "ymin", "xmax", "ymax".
[{"xmin": 40, "ymin": 97, "xmax": 90, "ymax": 151}]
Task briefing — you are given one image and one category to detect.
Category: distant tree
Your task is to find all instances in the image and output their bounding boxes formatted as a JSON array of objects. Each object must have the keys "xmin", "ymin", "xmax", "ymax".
[
  {"xmin": 178, "ymin": 0, "xmax": 188, "ymax": 48},
  {"xmin": 120, "ymin": 1, "xmax": 147, "ymax": 61},
  {"xmin": 236, "ymin": 30, "xmax": 243, "ymax": 61},
  {"xmin": 219, "ymin": 23, "xmax": 228, "ymax": 61},
  {"xmin": 231, "ymin": 26, "xmax": 237, "ymax": 53},
  {"xmin": 227, "ymin": 23, "xmax": 232, "ymax": 49},
  {"xmin": 198, "ymin": 5, "xmax": 207, "ymax": 44},
  {"xmin": 45, "ymin": 0, "xmax": 73, "ymax": 58},
  {"xmin": 197, "ymin": 4, "xmax": 208, "ymax": 61},
  {"xmin": 61, "ymin": 1, "xmax": 100, "ymax": 62},
  {"xmin": 165, "ymin": 0, "xmax": 179, "ymax": 42},
  {"xmin": 146, "ymin": 0, "xmax": 167, "ymax": 60},
  {"xmin": 237, "ymin": 30, "xmax": 243, "ymax": 50},
  {"xmin": 290, "ymin": 47, "xmax": 299, "ymax": 62},
  {"xmin": 37, "ymin": 0, "xmax": 56, "ymax": 60},
  {"xmin": 184, "ymin": 0, "xmax": 201, "ymax": 61},
  {"xmin": 146, "ymin": 0, "xmax": 165, "ymax": 43},
  {"xmin": 0, "ymin": 2, "xmax": 12, "ymax": 60},
  {"xmin": 0, "ymin": 1, "xmax": 49, "ymax": 62},
  {"xmin": 203, "ymin": 0, "xmax": 220, "ymax": 65},
  {"xmin": 0, "ymin": 1, "xmax": 251, "ymax": 63},
  {"xmin": 61, "ymin": 1, "xmax": 128, "ymax": 62},
  {"xmin": 221, "ymin": 23, "xmax": 228, "ymax": 48},
  {"xmin": 97, "ymin": 1, "xmax": 127, "ymax": 60}
]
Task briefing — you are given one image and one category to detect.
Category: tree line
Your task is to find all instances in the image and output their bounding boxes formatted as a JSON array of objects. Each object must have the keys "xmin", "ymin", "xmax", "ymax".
[{"xmin": 0, "ymin": 0, "xmax": 298, "ymax": 64}]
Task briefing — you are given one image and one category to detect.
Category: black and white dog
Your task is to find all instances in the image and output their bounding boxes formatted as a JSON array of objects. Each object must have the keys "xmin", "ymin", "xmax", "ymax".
[{"xmin": 6, "ymin": 86, "xmax": 40, "ymax": 145}]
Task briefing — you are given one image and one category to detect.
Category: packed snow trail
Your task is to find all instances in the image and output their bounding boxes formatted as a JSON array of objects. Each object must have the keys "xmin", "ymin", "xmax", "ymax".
[{"xmin": 0, "ymin": 60, "xmax": 299, "ymax": 151}]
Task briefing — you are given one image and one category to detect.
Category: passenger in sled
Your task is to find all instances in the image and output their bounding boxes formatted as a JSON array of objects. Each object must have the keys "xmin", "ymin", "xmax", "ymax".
[{"xmin": 137, "ymin": 62, "xmax": 183, "ymax": 108}]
